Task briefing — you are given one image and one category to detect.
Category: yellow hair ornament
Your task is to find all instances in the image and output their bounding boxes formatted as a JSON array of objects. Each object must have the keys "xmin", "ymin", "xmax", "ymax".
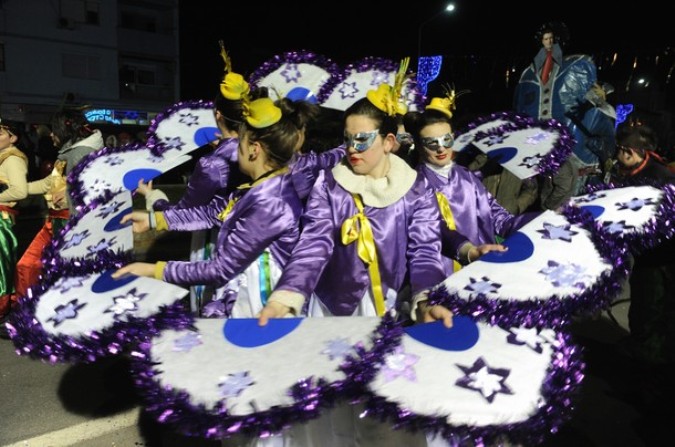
[
  {"xmin": 365, "ymin": 57, "xmax": 411, "ymax": 116},
  {"xmin": 425, "ymin": 85, "xmax": 470, "ymax": 119},
  {"xmin": 243, "ymin": 97, "xmax": 282, "ymax": 129},
  {"xmin": 218, "ymin": 41, "xmax": 250, "ymax": 100}
]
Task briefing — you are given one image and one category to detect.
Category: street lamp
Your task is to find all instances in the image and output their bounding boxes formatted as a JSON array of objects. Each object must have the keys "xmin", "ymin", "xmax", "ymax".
[{"xmin": 417, "ymin": 3, "xmax": 456, "ymax": 64}]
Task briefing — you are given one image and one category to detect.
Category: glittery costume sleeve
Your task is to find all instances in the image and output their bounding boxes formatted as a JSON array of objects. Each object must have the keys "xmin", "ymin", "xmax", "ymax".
[
  {"xmin": 162, "ymin": 194, "xmax": 228, "ymax": 232},
  {"xmin": 290, "ymin": 145, "xmax": 346, "ymax": 200},
  {"xmin": 153, "ymin": 138, "xmax": 238, "ymax": 211},
  {"xmin": 163, "ymin": 176, "xmax": 302, "ymax": 287}
]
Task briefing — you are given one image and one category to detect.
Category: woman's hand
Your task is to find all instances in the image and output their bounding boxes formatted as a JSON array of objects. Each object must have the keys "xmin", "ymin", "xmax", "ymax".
[
  {"xmin": 135, "ymin": 178, "xmax": 153, "ymax": 197},
  {"xmin": 257, "ymin": 301, "xmax": 292, "ymax": 326},
  {"xmin": 468, "ymin": 243, "xmax": 508, "ymax": 263},
  {"xmin": 419, "ymin": 303, "xmax": 454, "ymax": 328},
  {"xmin": 121, "ymin": 211, "xmax": 151, "ymax": 233},
  {"xmin": 111, "ymin": 262, "xmax": 155, "ymax": 279}
]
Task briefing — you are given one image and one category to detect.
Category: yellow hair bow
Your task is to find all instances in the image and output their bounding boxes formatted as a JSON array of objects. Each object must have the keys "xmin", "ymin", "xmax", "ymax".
[
  {"xmin": 243, "ymin": 97, "xmax": 282, "ymax": 129},
  {"xmin": 425, "ymin": 85, "xmax": 470, "ymax": 119},
  {"xmin": 218, "ymin": 41, "xmax": 250, "ymax": 100},
  {"xmin": 365, "ymin": 57, "xmax": 411, "ymax": 116}
]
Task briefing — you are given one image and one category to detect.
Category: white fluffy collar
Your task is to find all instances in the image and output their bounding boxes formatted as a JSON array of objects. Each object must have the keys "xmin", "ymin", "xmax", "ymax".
[{"xmin": 332, "ymin": 154, "xmax": 417, "ymax": 208}]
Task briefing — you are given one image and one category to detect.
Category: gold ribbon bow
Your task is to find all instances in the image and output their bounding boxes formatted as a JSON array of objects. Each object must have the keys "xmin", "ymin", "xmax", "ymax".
[
  {"xmin": 340, "ymin": 194, "xmax": 386, "ymax": 316},
  {"xmin": 435, "ymin": 191, "xmax": 462, "ymax": 272},
  {"xmin": 217, "ymin": 167, "xmax": 290, "ymax": 221}
]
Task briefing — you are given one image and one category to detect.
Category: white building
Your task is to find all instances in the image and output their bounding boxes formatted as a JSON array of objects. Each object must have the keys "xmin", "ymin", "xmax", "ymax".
[{"xmin": 0, "ymin": 0, "xmax": 179, "ymax": 125}]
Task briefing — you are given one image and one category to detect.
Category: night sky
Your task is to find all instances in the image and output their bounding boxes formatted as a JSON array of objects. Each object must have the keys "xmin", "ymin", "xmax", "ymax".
[{"xmin": 177, "ymin": 1, "xmax": 672, "ymax": 115}]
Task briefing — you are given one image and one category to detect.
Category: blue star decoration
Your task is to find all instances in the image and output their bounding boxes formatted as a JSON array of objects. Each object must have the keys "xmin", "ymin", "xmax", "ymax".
[
  {"xmin": 96, "ymin": 200, "xmax": 124, "ymax": 219},
  {"xmin": 86, "ymin": 237, "xmax": 117, "ymax": 256},
  {"xmin": 161, "ymin": 136, "xmax": 186, "ymax": 152},
  {"xmin": 62, "ymin": 229, "xmax": 91, "ymax": 249},
  {"xmin": 281, "ymin": 63, "xmax": 301, "ymax": 83},
  {"xmin": 338, "ymin": 81, "xmax": 359, "ymax": 99},
  {"xmin": 103, "ymin": 155, "xmax": 124, "ymax": 166},
  {"xmin": 178, "ymin": 112, "xmax": 199, "ymax": 127},
  {"xmin": 218, "ymin": 371, "xmax": 255, "ymax": 399},
  {"xmin": 321, "ymin": 337, "xmax": 353, "ymax": 361},
  {"xmin": 464, "ymin": 276, "xmax": 502, "ymax": 297},
  {"xmin": 507, "ymin": 327, "xmax": 550, "ymax": 354},
  {"xmin": 602, "ymin": 220, "xmax": 634, "ymax": 235},
  {"xmin": 616, "ymin": 197, "xmax": 657, "ymax": 212},
  {"xmin": 104, "ymin": 287, "xmax": 147, "ymax": 317},
  {"xmin": 172, "ymin": 331, "xmax": 202, "ymax": 352},
  {"xmin": 381, "ymin": 346, "xmax": 420, "ymax": 383},
  {"xmin": 47, "ymin": 298, "xmax": 87, "ymax": 327},
  {"xmin": 519, "ymin": 154, "xmax": 543, "ymax": 169},
  {"xmin": 455, "ymin": 357, "xmax": 513, "ymax": 403},
  {"xmin": 537, "ymin": 222, "xmax": 578, "ymax": 242},
  {"xmin": 525, "ymin": 131, "xmax": 549, "ymax": 144},
  {"xmin": 573, "ymin": 191, "xmax": 607, "ymax": 204},
  {"xmin": 54, "ymin": 276, "xmax": 86, "ymax": 293},
  {"xmin": 539, "ymin": 260, "xmax": 591, "ymax": 288}
]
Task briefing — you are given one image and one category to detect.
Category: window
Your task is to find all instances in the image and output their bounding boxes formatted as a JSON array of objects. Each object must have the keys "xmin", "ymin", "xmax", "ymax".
[
  {"xmin": 59, "ymin": 0, "xmax": 100, "ymax": 26},
  {"xmin": 85, "ymin": 1, "xmax": 100, "ymax": 25},
  {"xmin": 0, "ymin": 43, "xmax": 5, "ymax": 72},
  {"xmin": 62, "ymin": 53, "xmax": 101, "ymax": 80},
  {"xmin": 120, "ymin": 12, "xmax": 157, "ymax": 33}
]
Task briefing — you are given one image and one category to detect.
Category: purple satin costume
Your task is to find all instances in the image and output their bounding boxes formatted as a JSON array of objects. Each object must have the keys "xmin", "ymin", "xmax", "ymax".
[
  {"xmin": 161, "ymin": 172, "xmax": 303, "ymax": 288},
  {"xmin": 275, "ymin": 169, "xmax": 450, "ymax": 316},
  {"xmin": 152, "ymin": 138, "xmax": 239, "ymax": 211},
  {"xmin": 418, "ymin": 163, "xmax": 537, "ymax": 273}
]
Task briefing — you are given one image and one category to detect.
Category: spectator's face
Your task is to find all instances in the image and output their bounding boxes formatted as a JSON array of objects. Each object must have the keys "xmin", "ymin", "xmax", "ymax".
[
  {"xmin": 0, "ymin": 126, "xmax": 18, "ymax": 150},
  {"xmin": 616, "ymin": 145, "xmax": 643, "ymax": 169},
  {"xmin": 542, "ymin": 32, "xmax": 555, "ymax": 51}
]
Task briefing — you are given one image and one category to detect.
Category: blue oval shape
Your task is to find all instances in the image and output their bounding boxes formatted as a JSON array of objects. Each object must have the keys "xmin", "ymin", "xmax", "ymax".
[
  {"xmin": 194, "ymin": 127, "xmax": 220, "ymax": 146},
  {"xmin": 224, "ymin": 318, "xmax": 303, "ymax": 348},
  {"xmin": 91, "ymin": 269, "xmax": 137, "ymax": 293},
  {"xmin": 103, "ymin": 207, "xmax": 133, "ymax": 232},
  {"xmin": 579, "ymin": 205, "xmax": 604, "ymax": 219},
  {"xmin": 480, "ymin": 231, "xmax": 534, "ymax": 263},
  {"xmin": 486, "ymin": 146, "xmax": 518, "ymax": 164},
  {"xmin": 404, "ymin": 316, "xmax": 479, "ymax": 351},
  {"xmin": 123, "ymin": 169, "xmax": 163, "ymax": 191},
  {"xmin": 286, "ymin": 87, "xmax": 318, "ymax": 104}
]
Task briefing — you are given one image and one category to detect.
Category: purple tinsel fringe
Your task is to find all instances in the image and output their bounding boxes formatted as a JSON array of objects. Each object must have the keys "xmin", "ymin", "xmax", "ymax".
[
  {"xmin": 6, "ymin": 271, "xmax": 193, "ymax": 364},
  {"xmin": 359, "ymin": 327, "xmax": 585, "ymax": 446},
  {"xmin": 455, "ymin": 111, "xmax": 574, "ymax": 178},
  {"xmin": 581, "ymin": 182, "xmax": 675, "ymax": 254},
  {"xmin": 128, "ymin": 314, "xmax": 402, "ymax": 439},
  {"xmin": 429, "ymin": 203, "xmax": 631, "ymax": 328},
  {"xmin": 145, "ymin": 99, "xmax": 215, "ymax": 156}
]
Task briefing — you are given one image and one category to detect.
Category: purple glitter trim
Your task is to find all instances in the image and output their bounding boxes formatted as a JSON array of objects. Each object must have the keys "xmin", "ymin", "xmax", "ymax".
[
  {"xmin": 7, "ymin": 267, "xmax": 193, "ymax": 363},
  {"xmin": 455, "ymin": 112, "xmax": 574, "ymax": 177},
  {"xmin": 360, "ymin": 327, "xmax": 585, "ymax": 446},
  {"xmin": 40, "ymin": 190, "xmax": 133, "ymax": 277},
  {"xmin": 129, "ymin": 314, "xmax": 401, "ymax": 439},
  {"xmin": 582, "ymin": 182, "xmax": 675, "ymax": 254},
  {"xmin": 146, "ymin": 100, "xmax": 215, "ymax": 156},
  {"xmin": 248, "ymin": 51, "xmax": 340, "ymax": 105},
  {"xmin": 429, "ymin": 202, "xmax": 630, "ymax": 328},
  {"xmin": 67, "ymin": 142, "xmax": 147, "ymax": 209}
]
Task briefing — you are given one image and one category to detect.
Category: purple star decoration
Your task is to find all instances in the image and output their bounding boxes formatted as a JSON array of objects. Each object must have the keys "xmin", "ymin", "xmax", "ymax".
[
  {"xmin": 507, "ymin": 327, "xmax": 550, "ymax": 354},
  {"xmin": 602, "ymin": 220, "xmax": 634, "ymax": 235},
  {"xmin": 103, "ymin": 155, "xmax": 124, "ymax": 166},
  {"xmin": 218, "ymin": 371, "xmax": 255, "ymax": 399},
  {"xmin": 47, "ymin": 298, "xmax": 87, "ymax": 327},
  {"xmin": 539, "ymin": 260, "xmax": 591, "ymax": 288},
  {"xmin": 381, "ymin": 346, "xmax": 420, "ymax": 383},
  {"xmin": 173, "ymin": 331, "xmax": 202, "ymax": 352},
  {"xmin": 96, "ymin": 200, "xmax": 124, "ymax": 219},
  {"xmin": 616, "ymin": 197, "xmax": 657, "ymax": 212},
  {"xmin": 525, "ymin": 131, "xmax": 549, "ymax": 144},
  {"xmin": 178, "ymin": 112, "xmax": 199, "ymax": 127},
  {"xmin": 573, "ymin": 191, "xmax": 606, "ymax": 203},
  {"xmin": 62, "ymin": 230, "xmax": 91, "ymax": 249},
  {"xmin": 537, "ymin": 222, "xmax": 578, "ymax": 242},
  {"xmin": 161, "ymin": 136, "xmax": 186, "ymax": 152},
  {"xmin": 321, "ymin": 337, "xmax": 353, "ymax": 361},
  {"xmin": 519, "ymin": 154, "xmax": 543, "ymax": 169},
  {"xmin": 464, "ymin": 276, "xmax": 502, "ymax": 297},
  {"xmin": 338, "ymin": 81, "xmax": 359, "ymax": 100},
  {"xmin": 105, "ymin": 287, "xmax": 147, "ymax": 317},
  {"xmin": 456, "ymin": 357, "xmax": 513, "ymax": 403},
  {"xmin": 86, "ymin": 237, "xmax": 117, "ymax": 256},
  {"xmin": 54, "ymin": 276, "xmax": 86, "ymax": 293},
  {"xmin": 281, "ymin": 63, "xmax": 301, "ymax": 83}
]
